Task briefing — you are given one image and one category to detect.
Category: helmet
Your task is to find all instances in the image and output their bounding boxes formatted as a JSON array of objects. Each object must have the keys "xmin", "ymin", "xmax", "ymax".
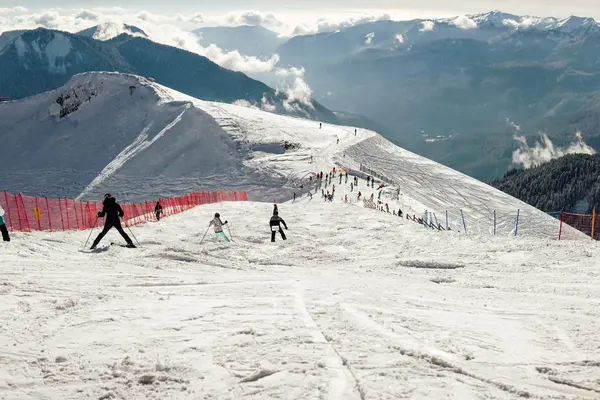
[
  {"xmin": 273, "ymin": 210, "xmax": 279, "ymax": 216},
  {"xmin": 215, "ymin": 213, "xmax": 220, "ymax": 218},
  {"xmin": 104, "ymin": 193, "xmax": 112, "ymax": 199}
]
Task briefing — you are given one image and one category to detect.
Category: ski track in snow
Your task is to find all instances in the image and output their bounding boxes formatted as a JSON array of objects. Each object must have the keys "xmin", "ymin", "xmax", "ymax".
[{"xmin": 76, "ymin": 104, "xmax": 190, "ymax": 200}]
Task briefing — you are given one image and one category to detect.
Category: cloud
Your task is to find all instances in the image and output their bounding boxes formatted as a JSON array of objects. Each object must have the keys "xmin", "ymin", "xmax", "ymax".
[
  {"xmin": 274, "ymin": 66, "xmax": 313, "ymax": 111},
  {"xmin": 315, "ymin": 14, "xmax": 391, "ymax": 34},
  {"xmin": 200, "ymin": 44, "xmax": 280, "ymax": 73},
  {"xmin": 189, "ymin": 13, "xmax": 204, "ymax": 24},
  {"xmin": 226, "ymin": 10, "xmax": 283, "ymax": 28},
  {"xmin": 512, "ymin": 132, "xmax": 596, "ymax": 169},
  {"xmin": 394, "ymin": 33, "xmax": 405, "ymax": 44},
  {"xmin": 364, "ymin": 32, "xmax": 374, "ymax": 45},
  {"xmin": 32, "ymin": 10, "xmax": 61, "ymax": 28},
  {"xmin": 0, "ymin": 6, "xmax": 27, "ymax": 14},
  {"xmin": 420, "ymin": 20, "xmax": 435, "ymax": 32},
  {"xmin": 452, "ymin": 15, "xmax": 478, "ymax": 29},
  {"xmin": 75, "ymin": 10, "xmax": 100, "ymax": 21}
]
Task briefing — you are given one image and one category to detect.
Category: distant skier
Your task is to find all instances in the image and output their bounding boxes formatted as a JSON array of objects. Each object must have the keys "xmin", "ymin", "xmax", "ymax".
[
  {"xmin": 320, "ymin": 123, "xmax": 322, "ymax": 129},
  {"xmin": 339, "ymin": 173, "xmax": 342, "ymax": 184},
  {"xmin": 91, "ymin": 194, "xmax": 135, "ymax": 249},
  {"xmin": 154, "ymin": 201, "xmax": 163, "ymax": 221},
  {"xmin": 344, "ymin": 194, "xmax": 348, "ymax": 203},
  {"xmin": 337, "ymin": 138, "xmax": 339, "ymax": 144},
  {"xmin": 310, "ymin": 155, "xmax": 314, "ymax": 163},
  {"xmin": 270, "ymin": 210, "xmax": 288, "ymax": 242},
  {"xmin": 293, "ymin": 192, "xmax": 296, "ymax": 202},
  {"xmin": 367, "ymin": 176, "xmax": 370, "ymax": 185},
  {"xmin": 357, "ymin": 191, "xmax": 362, "ymax": 201},
  {"xmin": 350, "ymin": 183, "xmax": 354, "ymax": 191},
  {"xmin": 398, "ymin": 209, "xmax": 403, "ymax": 218},
  {"xmin": 355, "ymin": 129, "xmax": 357, "ymax": 136},
  {"xmin": 209, "ymin": 212, "xmax": 230, "ymax": 242},
  {"xmin": 0, "ymin": 204, "xmax": 10, "ymax": 242}
]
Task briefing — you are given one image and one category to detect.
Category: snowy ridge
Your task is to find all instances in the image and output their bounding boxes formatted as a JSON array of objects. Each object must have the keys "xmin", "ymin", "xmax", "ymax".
[{"xmin": 0, "ymin": 72, "xmax": 580, "ymax": 238}]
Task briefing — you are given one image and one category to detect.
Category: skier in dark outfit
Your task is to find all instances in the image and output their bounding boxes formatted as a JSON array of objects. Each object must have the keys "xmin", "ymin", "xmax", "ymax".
[
  {"xmin": 155, "ymin": 201, "xmax": 163, "ymax": 221},
  {"xmin": 91, "ymin": 194, "xmax": 135, "ymax": 249},
  {"xmin": 0, "ymin": 204, "xmax": 10, "ymax": 242},
  {"xmin": 270, "ymin": 210, "xmax": 288, "ymax": 242}
]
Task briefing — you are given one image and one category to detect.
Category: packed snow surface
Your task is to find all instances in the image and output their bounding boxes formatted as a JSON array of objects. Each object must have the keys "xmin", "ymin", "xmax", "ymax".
[{"xmin": 1, "ymin": 196, "xmax": 600, "ymax": 399}]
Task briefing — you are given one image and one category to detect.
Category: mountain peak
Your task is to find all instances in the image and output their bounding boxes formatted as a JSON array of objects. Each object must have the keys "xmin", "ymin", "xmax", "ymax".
[{"xmin": 77, "ymin": 23, "xmax": 148, "ymax": 41}]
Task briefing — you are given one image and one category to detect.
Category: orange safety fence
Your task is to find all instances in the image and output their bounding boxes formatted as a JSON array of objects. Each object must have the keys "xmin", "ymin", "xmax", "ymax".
[
  {"xmin": 559, "ymin": 210, "xmax": 600, "ymax": 240},
  {"xmin": 1, "ymin": 191, "xmax": 248, "ymax": 232}
]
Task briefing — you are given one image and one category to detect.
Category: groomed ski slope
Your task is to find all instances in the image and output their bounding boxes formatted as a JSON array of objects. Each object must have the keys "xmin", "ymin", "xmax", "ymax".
[
  {"xmin": 2, "ymin": 198, "xmax": 600, "ymax": 400},
  {"xmin": 0, "ymin": 72, "xmax": 575, "ymax": 238}
]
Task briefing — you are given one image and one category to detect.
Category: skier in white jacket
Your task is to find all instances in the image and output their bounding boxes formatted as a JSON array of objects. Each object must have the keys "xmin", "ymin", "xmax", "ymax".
[
  {"xmin": 209, "ymin": 213, "xmax": 230, "ymax": 242},
  {"xmin": 0, "ymin": 205, "xmax": 10, "ymax": 242}
]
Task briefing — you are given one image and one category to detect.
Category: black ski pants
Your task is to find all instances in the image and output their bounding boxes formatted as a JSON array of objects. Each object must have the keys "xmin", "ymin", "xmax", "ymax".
[
  {"xmin": 92, "ymin": 218, "xmax": 132, "ymax": 246},
  {"xmin": 1, "ymin": 224, "xmax": 10, "ymax": 242},
  {"xmin": 271, "ymin": 228, "xmax": 286, "ymax": 242}
]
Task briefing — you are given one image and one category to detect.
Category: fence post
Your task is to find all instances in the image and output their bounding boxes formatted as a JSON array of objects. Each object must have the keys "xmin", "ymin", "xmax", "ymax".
[
  {"xmin": 592, "ymin": 208, "xmax": 596, "ymax": 240},
  {"xmin": 14, "ymin": 193, "xmax": 23, "ymax": 231},
  {"xmin": 4, "ymin": 190, "xmax": 13, "ymax": 230},
  {"xmin": 514, "ymin": 209, "xmax": 520, "ymax": 236},
  {"xmin": 35, "ymin": 197, "xmax": 42, "ymax": 230},
  {"xmin": 64, "ymin": 198, "xmax": 71, "ymax": 230},
  {"xmin": 58, "ymin": 197, "xmax": 65, "ymax": 230},
  {"xmin": 558, "ymin": 211, "xmax": 564, "ymax": 240},
  {"xmin": 19, "ymin": 194, "xmax": 30, "ymax": 232},
  {"xmin": 45, "ymin": 197, "xmax": 52, "ymax": 231},
  {"xmin": 460, "ymin": 209, "xmax": 467, "ymax": 234},
  {"xmin": 74, "ymin": 200, "xmax": 80, "ymax": 230},
  {"xmin": 493, "ymin": 210, "xmax": 496, "ymax": 236}
]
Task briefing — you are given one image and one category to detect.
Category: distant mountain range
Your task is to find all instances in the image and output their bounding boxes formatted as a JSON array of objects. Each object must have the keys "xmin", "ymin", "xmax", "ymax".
[
  {"xmin": 491, "ymin": 154, "xmax": 600, "ymax": 213},
  {"xmin": 0, "ymin": 27, "xmax": 339, "ymax": 123},
  {"xmin": 266, "ymin": 10, "xmax": 600, "ymax": 180}
]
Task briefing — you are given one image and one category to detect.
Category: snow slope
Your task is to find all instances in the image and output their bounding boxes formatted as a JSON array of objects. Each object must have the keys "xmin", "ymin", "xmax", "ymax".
[
  {"xmin": 0, "ymin": 71, "xmax": 577, "ymax": 238},
  {"xmin": 1, "ymin": 198, "xmax": 599, "ymax": 399}
]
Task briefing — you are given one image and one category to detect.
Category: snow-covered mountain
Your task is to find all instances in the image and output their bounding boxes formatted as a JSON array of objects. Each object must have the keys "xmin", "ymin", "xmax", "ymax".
[
  {"xmin": 0, "ymin": 28, "xmax": 338, "ymax": 124},
  {"xmin": 76, "ymin": 23, "xmax": 148, "ymax": 41},
  {"xmin": 0, "ymin": 72, "xmax": 574, "ymax": 238}
]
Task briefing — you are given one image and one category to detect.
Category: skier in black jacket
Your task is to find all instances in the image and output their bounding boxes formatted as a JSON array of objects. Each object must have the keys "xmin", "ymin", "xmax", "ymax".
[
  {"xmin": 91, "ymin": 194, "xmax": 135, "ymax": 249},
  {"xmin": 155, "ymin": 201, "xmax": 163, "ymax": 221},
  {"xmin": 270, "ymin": 210, "xmax": 288, "ymax": 242}
]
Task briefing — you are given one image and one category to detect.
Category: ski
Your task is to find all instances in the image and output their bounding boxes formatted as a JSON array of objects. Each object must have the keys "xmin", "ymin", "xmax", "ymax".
[
  {"xmin": 110, "ymin": 242, "xmax": 137, "ymax": 248},
  {"xmin": 79, "ymin": 246, "xmax": 110, "ymax": 253}
]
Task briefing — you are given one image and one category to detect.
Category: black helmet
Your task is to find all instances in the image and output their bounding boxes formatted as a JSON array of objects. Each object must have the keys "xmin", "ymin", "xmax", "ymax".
[
  {"xmin": 104, "ymin": 193, "xmax": 111, "ymax": 199},
  {"xmin": 215, "ymin": 213, "xmax": 220, "ymax": 218},
  {"xmin": 273, "ymin": 210, "xmax": 279, "ymax": 216}
]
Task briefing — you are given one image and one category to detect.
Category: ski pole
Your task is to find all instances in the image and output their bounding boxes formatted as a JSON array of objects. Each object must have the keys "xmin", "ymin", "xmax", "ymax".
[
  {"xmin": 127, "ymin": 225, "xmax": 140, "ymax": 246},
  {"xmin": 83, "ymin": 217, "xmax": 99, "ymax": 249},
  {"xmin": 227, "ymin": 224, "xmax": 234, "ymax": 242},
  {"xmin": 200, "ymin": 226, "xmax": 210, "ymax": 244}
]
